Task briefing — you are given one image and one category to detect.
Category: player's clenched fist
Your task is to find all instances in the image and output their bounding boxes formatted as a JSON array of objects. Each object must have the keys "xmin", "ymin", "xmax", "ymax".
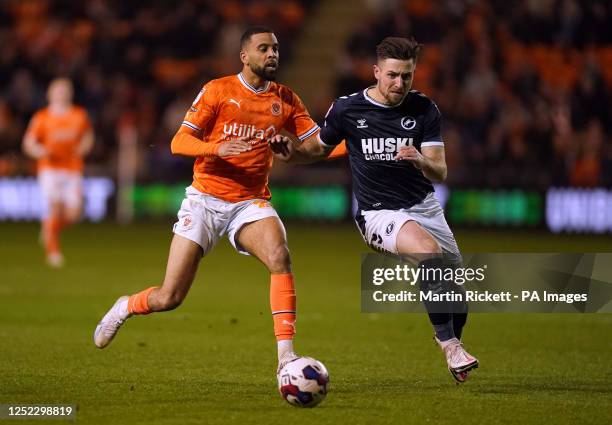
[
  {"xmin": 395, "ymin": 145, "xmax": 425, "ymax": 169},
  {"xmin": 268, "ymin": 134, "xmax": 293, "ymax": 160},
  {"xmin": 218, "ymin": 139, "xmax": 252, "ymax": 157}
]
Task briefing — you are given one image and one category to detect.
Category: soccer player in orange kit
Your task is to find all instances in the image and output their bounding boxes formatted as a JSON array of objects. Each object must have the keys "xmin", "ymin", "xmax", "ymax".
[
  {"xmin": 22, "ymin": 78, "xmax": 94, "ymax": 267},
  {"xmin": 94, "ymin": 27, "xmax": 321, "ymax": 374}
]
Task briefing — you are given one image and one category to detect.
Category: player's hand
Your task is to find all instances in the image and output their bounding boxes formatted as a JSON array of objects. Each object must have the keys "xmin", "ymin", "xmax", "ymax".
[
  {"xmin": 268, "ymin": 134, "xmax": 293, "ymax": 161},
  {"xmin": 395, "ymin": 145, "xmax": 425, "ymax": 169},
  {"xmin": 217, "ymin": 138, "xmax": 252, "ymax": 157},
  {"xmin": 31, "ymin": 144, "xmax": 49, "ymax": 159}
]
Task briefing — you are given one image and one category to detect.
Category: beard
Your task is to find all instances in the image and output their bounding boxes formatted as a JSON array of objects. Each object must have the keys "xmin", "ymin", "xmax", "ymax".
[
  {"xmin": 384, "ymin": 92, "xmax": 403, "ymax": 106},
  {"xmin": 382, "ymin": 86, "xmax": 407, "ymax": 106},
  {"xmin": 251, "ymin": 63, "xmax": 277, "ymax": 81}
]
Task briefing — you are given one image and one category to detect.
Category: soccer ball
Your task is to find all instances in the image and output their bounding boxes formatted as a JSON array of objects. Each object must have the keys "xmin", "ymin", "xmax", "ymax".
[{"xmin": 278, "ymin": 356, "xmax": 329, "ymax": 407}]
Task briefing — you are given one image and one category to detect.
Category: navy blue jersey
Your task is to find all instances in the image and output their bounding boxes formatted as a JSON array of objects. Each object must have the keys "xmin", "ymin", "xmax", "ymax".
[{"xmin": 319, "ymin": 88, "xmax": 444, "ymax": 211}]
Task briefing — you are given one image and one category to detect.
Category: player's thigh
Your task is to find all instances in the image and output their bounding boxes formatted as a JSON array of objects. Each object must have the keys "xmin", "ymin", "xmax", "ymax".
[
  {"xmin": 408, "ymin": 193, "xmax": 460, "ymax": 256},
  {"xmin": 396, "ymin": 220, "xmax": 442, "ymax": 257},
  {"xmin": 228, "ymin": 200, "xmax": 286, "ymax": 253},
  {"xmin": 159, "ymin": 233, "xmax": 203, "ymax": 299},
  {"xmin": 46, "ymin": 200, "xmax": 63, "ymax": 218},
  {"xmin": 62, "ymin": 172, "xmax": 83, "ymax": 222},
  {"xmin": 38, "ymin": 169, "xmax": 63, "ymax": 217},
  {"xmin": 64, "ymin": 206, "xmax": 81, "ymax": 224},
  {"xmin": 236, "ymin": 216, "xmax": 288, "ymax": 252},
  {"xmin": 416, "ymin": 213, "xmax": 460, "ymax": 257},
  {"xmin": 233, "ymin": 211, "xmax": 290, "ymax": 273}
]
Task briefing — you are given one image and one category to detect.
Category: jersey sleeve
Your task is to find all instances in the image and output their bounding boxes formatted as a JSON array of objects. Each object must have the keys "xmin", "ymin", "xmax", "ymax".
[
  {"xmin": 181, "ymin": 82, "xmax": 219, "ymax": 133},
  {"xmin": 318, "ymin": 101, "xmax": 344, "ymax": 147},
  {"xmin": 24, "ymin": 112, "xmax": 44, "ymax": 140},
  {"xmin": 421, "ymin": 102, "xmax": 444, "ymax": 147},
  {"xmin": 283, "ymin": 91, "xmax": 320, "ymax": 142}
]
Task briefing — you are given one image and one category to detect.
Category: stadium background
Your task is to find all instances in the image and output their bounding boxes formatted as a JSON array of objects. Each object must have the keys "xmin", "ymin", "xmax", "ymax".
[
  {"xmin": 1, "ymin": 0, "xmax": 611, "ymax": 230},
  {"xmin": 0, "ymin": 1, "xmax": 611, "ymax": 424}
]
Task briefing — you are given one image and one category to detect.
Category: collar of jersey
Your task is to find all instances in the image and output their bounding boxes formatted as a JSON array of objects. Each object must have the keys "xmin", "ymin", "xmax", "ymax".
[
  {"xmin": 237, "ymin": 73, "xmax": 271, "ymax": 94},
  {"xmin": 363, "ymin": 87, "xmax": 405, "ymax": 108}
]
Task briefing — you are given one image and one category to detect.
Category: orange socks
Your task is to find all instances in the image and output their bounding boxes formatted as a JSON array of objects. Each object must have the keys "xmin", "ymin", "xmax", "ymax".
[
  {"xmin": 270, "ymin": 273, "xmax": 296, "ymax": 341},
  {"xmin": 124, "ymin": 277, "xmax": 295, "ymax": 335},
  {"xmin": 128, "ymin": 286, "xmax": 158, "ymax": 315}
]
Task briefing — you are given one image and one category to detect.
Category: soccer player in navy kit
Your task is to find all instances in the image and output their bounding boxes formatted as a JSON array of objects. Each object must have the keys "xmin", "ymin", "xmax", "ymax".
[{"xmin": 278, "ymin": 37, "xmax": 479, "ymax": 383}]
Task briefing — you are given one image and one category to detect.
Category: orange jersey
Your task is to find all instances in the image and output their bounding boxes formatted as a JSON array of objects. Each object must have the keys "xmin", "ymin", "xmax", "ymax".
[
  {"xmin": 25, "ymin": 106, "xmax": 92, "ymax": 172},
  {"xmin": 181, "ymin": 74, "xmax": 320, "ymax": 202}
]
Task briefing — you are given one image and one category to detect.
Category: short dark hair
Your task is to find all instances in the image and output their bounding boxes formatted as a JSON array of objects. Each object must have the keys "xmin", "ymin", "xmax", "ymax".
[
  {"xmin": 376, "ymin": 37, "xmax": 422, "ymax": 62},
  {"xmin": 240, "ymin": 26, "xmax": 275, "ymax": 49}
]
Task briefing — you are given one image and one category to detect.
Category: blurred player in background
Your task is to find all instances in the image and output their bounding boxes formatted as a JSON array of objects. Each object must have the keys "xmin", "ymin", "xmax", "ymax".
[
  {"xmin": 94, "ymin": 26, "xmax": 322, "ymax": 375},
  {"xmin": 22, "ymin": 78, "xmax": 94, "ymax": 268},
  {"xmin": 280, "ymin": 37, "xmax": 479, "ymax": 383}
]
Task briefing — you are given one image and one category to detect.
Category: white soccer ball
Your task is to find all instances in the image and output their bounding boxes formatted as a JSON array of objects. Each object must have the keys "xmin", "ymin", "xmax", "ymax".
[{"xmin": 278, "ymin": 356, "xmax": 329, "ymax": 407}]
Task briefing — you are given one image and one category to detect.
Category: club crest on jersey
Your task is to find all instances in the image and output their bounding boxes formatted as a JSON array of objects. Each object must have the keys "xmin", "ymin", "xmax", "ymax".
[
  {"xmin": 356, "ymin": 118, "xmax": 368, "ymax": 128},
  {"xmin": 401, "ymin": 116, "xmax": 416, "ymax": 130},
  {"xmin": 271, "ymin": 101, "xmax": 282, "ymax": 116}
]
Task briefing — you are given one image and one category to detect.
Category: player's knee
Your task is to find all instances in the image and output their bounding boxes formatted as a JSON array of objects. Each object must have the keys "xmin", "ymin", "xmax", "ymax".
[
  {"xmin": 418, "ymin": 237, "xmax": 441, "ymax": 254},
  {"xmin": 48, "ymin": 204, "xmax": 63, "ymax": 218},
  {"xmin": 66, "ymin": 210, "xmax": 81, "ymax": 224},
  {"xmin": 266, "ymin": 243, "xmax": 291, "ymax": 273},
  {"xmin": 63, "ymin": 214, "xmax": 79, "ymax": 225}
]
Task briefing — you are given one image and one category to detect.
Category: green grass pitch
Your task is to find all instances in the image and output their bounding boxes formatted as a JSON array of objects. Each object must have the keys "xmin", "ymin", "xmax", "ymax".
[{"xmin": 0, "ymin": 222, "xmax": 611, "ymax": 424}]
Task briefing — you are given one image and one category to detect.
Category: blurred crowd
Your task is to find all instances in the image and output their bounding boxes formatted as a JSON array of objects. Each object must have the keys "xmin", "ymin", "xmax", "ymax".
[
  {"xmin": 0, "ymin": 0, "xmax": 611, "ymax": 189},
  {"xmin": 338, "ymin": 0, "xmax": 612, "ymax": 188},
  {"xmin": 0, "ymin": 0, "xmax": 312, "ymax": 180}
]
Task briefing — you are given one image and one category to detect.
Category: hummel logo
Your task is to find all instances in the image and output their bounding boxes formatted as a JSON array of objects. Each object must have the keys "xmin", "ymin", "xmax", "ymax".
[
  {"xmin": 356, "ymin": 118, "xmax": 368, "ymax": 128},
  {"xmin": 228, "ymin": 98, "xmax": 242, "ymax": 108}
]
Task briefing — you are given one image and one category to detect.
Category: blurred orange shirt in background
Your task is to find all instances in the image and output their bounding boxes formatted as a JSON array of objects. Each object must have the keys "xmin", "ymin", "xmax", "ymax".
[{"xmin": 25, "ymin": 106, "xmax": 91, "ymax": 172}]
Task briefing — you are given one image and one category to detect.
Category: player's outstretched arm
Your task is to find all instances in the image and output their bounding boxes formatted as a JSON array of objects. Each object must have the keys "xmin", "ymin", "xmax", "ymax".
[
  {"xmin": 171, "ymin": 126, "xmax": 251, "ymax": 158},
  {"xmin": 273, "ymin": 134, "xmax": 335, "ymax": 164},
  {"xmin": 395, "ymin": 145, "xmax": 447, "ymax": 182}
]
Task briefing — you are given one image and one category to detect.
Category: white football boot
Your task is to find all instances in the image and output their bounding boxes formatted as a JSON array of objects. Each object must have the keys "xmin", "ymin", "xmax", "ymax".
[
  {"xmin": 435, "ymin": 337, "xmax": 479, "ymax": 383},
  {"xmin": 277, "ymin": 351, "xmax": 299, "ymax": 374},
  {"xmin": 46, "ymin": 252, "xmax": 64, "ymax": 268},
  {"xmin": 94, "ymin": 296, "xmax": 131, "ymax": 348},
  {"xmin": 276, "ymin": 351, "xmax": 299, "ymax": 389}
]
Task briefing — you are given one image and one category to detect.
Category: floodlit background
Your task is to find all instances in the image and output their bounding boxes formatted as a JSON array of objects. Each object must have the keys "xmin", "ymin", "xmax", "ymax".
[
  {"xmin": 0, "ymin": 0, "xmax": 610, "ymax": 231},
  {"xmin": 0, "ymin": 1, "xmax": 611, "ymax": 424}
]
